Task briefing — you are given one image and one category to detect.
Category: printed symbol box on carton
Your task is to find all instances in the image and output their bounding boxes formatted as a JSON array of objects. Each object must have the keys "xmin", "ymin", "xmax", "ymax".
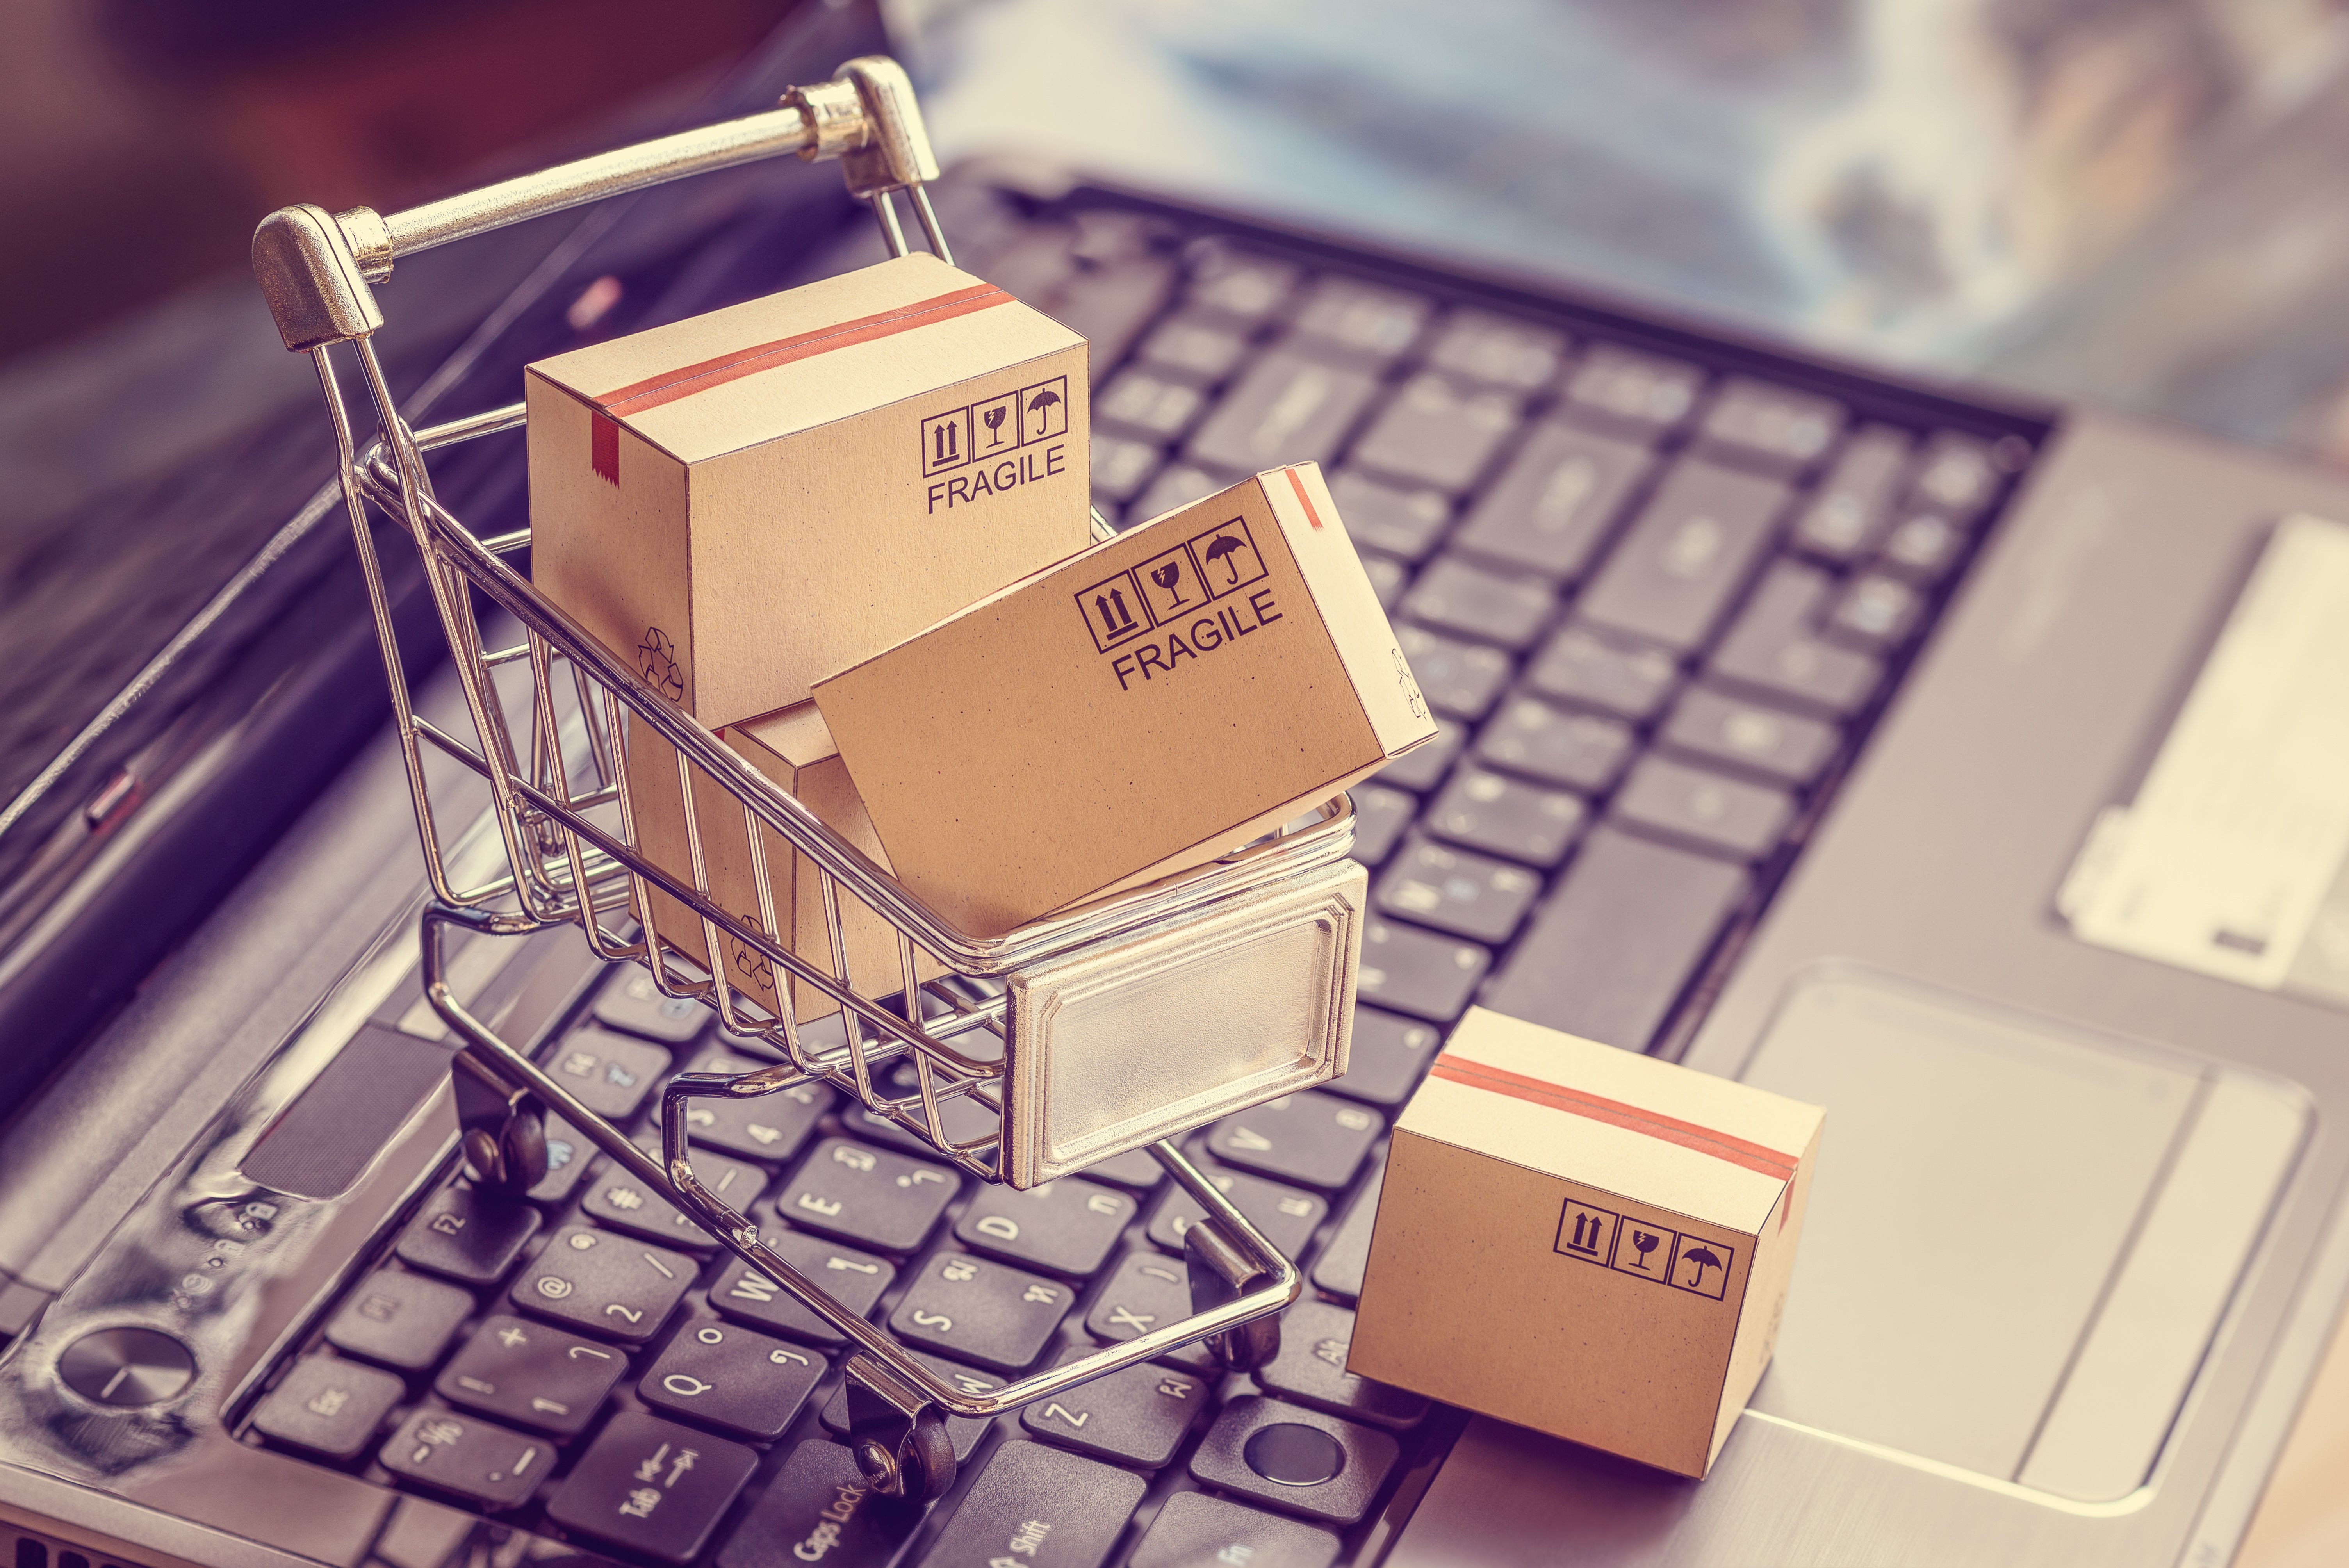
[
  {"xmin": 1348, "ymin": 1007, "xmax": 1826, "ymax": 1479},
  {"xmin": 813, "ymin": 464, "xmax": 1438, "ymax": 937},
  {"xmin": 626, "ymin": 702, "xmax": 934, "ymax": 1021},
  {"xmin": 528, "ymin": 252, "xmax": 1092, "ymax": 725}
]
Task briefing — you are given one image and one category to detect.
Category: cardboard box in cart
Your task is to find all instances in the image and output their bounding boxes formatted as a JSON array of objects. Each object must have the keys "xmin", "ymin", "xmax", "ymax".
[
  {"xmin": 528, "ymin": 252, "xmax": 1093, "ymax": 725},
  {"xmin": 625, "ymin": 703, "xmax": 935, "ymax": 1021},
  {"xmin": 814, "ymin": 464, "xmax": 1440, "ymax": 937},
  {"xmin": 1349, "ymin": 1008, "xmax": 1826, "ymax": 1479}
]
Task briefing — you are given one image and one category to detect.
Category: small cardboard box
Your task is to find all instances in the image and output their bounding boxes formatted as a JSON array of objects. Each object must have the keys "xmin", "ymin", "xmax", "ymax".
[
  {"xmin": 1349, "ymin": 1007, "xmax": 1825, "ymax": 1478},
  {"xmin": 625, "ymin": 702, "xmax": 932, "ymax": 1020},
  {"xmin": 529, "ymin": 252, "xmax": 1093, "ymax": 725},
  {"xmin": 813, "ymin": 464, "xmax": 1438, "ymax": 937}
]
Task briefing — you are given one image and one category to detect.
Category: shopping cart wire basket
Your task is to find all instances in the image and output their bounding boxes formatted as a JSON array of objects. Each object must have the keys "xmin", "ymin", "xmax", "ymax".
[{"xmin": 251, "ymin": 57, "xmax": 1369, "ymax": 1501}]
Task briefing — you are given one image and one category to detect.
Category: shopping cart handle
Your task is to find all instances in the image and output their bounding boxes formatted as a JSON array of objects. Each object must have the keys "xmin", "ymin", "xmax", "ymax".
[{"xmin": 251, "ymin": 55, "xmax": 938, "ymax": 353}]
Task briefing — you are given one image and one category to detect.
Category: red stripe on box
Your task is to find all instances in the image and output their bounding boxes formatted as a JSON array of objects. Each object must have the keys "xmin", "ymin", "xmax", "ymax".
[
  {"xmin": 1428, "ymin": 1055, "xmax": 1798, "ymax": 1185},
  {"xmin": 590, "ymin": 414, "xmax": 620, "ymax": 486},
  {"xmin": 590, "ymin": 283, "xmax": 1013, "ymax": 420},
  {"xmin": 1284, "ymin": 465, "xmax": 1324, "ymax": 529}
]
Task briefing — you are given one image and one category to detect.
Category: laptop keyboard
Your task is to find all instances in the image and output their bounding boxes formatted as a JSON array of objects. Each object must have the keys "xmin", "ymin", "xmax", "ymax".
[{"xmin": 230, "ymin": 188, "xmax": 2033, "ymax": 1568}]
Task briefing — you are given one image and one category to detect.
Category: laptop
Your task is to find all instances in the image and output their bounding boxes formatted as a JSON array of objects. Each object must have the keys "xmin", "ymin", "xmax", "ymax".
[{"xmin": 3, "ymin": 4, "xmax": 2344, "ymax": 1566}]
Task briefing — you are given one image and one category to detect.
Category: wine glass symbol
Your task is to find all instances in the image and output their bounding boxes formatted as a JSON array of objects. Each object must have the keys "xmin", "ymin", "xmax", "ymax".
[
  {"xmin": 982, "ymin": 404, "xmax": 1009, "ymax": 448},
  {"xmin": 1150, "ymin": 561, "xmax": 1187, "ymax": 606},
  {"xmin": 1629, "ymin": 1229, "xmax": 1662, "ymax": 1271}
]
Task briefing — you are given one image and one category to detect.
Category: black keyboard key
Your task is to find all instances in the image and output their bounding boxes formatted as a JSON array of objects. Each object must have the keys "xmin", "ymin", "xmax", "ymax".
[
  {"xmin": 956, "ymin": 1176, "xmax": 1136, "ymax": 1277},
  {"xmin": 1526, "ymin": 623, "xmax": 1679, "ymax": 721},
  {"xmin": 889, "ymin": 1248, "xmax": 1073, "ymax": 1372},
  {"xmin": 1375, "ymin": 836, "xmax": 1541, "ymax": 944},
  {"xmin": 1085, "ymin": 1251, "xmax": 1210, "ymax": 1369},
  {"xmin": 1661, "ymin": 686, "xmax": 1839, "ymax": 786},
  {"xmin": 544, "ymin": 1412, "xmax": 758, "ymax": 1564},
  {"xmin": 1578, "ymin": 461, "xmax": 1791, "ymax": 652},
  {"xmin": 324, "ymin": 1269, "xmax": 472, "ymax": 1370},
  {"xmin": 1393, "ymin": 626, "xmax": 1511, "ymax": 720},
  {"xmin": 1146, "ymin": 1166, "xmax": 1328, "ymax": 1259},
  {"xmin": 379, "ymin": 1408, "xmax": 553, "ymax": 1509},
  {"xmin": 595, "ymin": 969, "xmax": 708, "ymax": 1044},
  {"xmin": 252, "ymin": 1355, "xmax": 403, "ymax": 1460},
  {"xmin": 1827, "ymin": 572, "xmax": 1925, "ymax": 650},
  {"xmin": 396, "ymin": 1187, "xmax": 541, "ymax": 1286},
  {"xmin": 1695, "ymin": 377, "xmax": 1845, "ymax": 476},
  {"xmin": 531, "ymin": 1115, "xmax": 595, "ymax": 1203},
  {"xmin": 820, "ymin": 1354, "xmax": 1003, "ymax": 1463},
  {"xmin": 1139, "ymin": 312, "xmax": 1251, "ymax": 381},
  {"xmin": 1206, "ymin": 1090, "xmax": 1381, "ymax": 1192},
  {"xmin": 1021, "ymin": 1351, "xmax": 1208, "ymax": 1467},
  {"xmin": 775, "ymin": 1138, "xmax": 959, "ymax": 1254},
  {"xmin": 1878, "ymin": 510, "xmax": 1966, "ymax": 579},
  {"xmin": 1288, "ymin": 275, "xmax": 1431, "ymax": 363},
  {"xmin": 1188, "ymin": 351, "xmax": 1379, "ymax": 473},
  {"xmin": 1709, "ymin": 563, "xmax": 1883, "ymax": 717},
  {"xmin": 1357, "ymin": 916, "xmax": 1490, "ymax": 1022},
  {"xmin": 436, "ymin": 1313, "xmax": 626, "ymax": 1435},
  {"xmin": 545, "ymin": 1026, "xmax": 672, "ymax": 1120},
  {"xmin": 1426, "ymin": 309, "xmax": 1564, "ymax": 391},
  {"xmin": 1191, "ymin": 1397, "xmax": 1401, "ymax": 1527},
  {"xmin": 1091, "ymin": 433, "xmax": 1161, "ymax": 506},
  {"xmin": 1909, "ymin": 430, "xmax": 2000, "ymax": 515},
  {"xmin": 1614, "ymin": 757, "xmax": 1795, "ymax": 862},
  {"xmin": 1476, "ymin": 696, "xmax": 1634, "ymax": 793},
  {"xmin": 1452, "ymin": 422, "xmax": 1653, "ymax": 580},
  {"xmin": 1130, "ymin": 1493, "xmax": 1340, "ymax": 1568},
  {"xmin": 1349, "ymin": 373, "xmax": 1519, "ymax": 492},
  {"xmin": 512, "ymin": 1226, "xmax": 693, "ymax": 1345},
  {"xmin": 1401, "ymin": 558, "xmax": 1556, "ymax": 650},
  {"xmin": 678, "ymin": 1045, "xmax": 831, "ymax": 1164},
  {"xmin": 1078, "ymin": 1145, "xmax": 1168, "ymax": 1192},
  {"xmin": 1481, "ymin": 827, "xmax": 1748, "ymax": 1048},
  {"xmin": 638, "ymin": 1318, "xmax": 822, "ymax": 1440},
  {"xmin": 1328, "ymin": 1010, "xmax": 1439, "ymax": 1108},
  {"xmin": 1562, "ymin": 345, "xmax": 1703, "ymax": 435},
  {"xmin": 586, "ymin": 1150, "xmax": 767, "ymax": 1251},
  {"xmin": 1096, "ymin": 367, "xmax": 1209, "ymax": 442},
  {"xmin": 1050, "ymin": 258, "xmax": 1175, "ymax": 371},
  {"xmin": 1792, "ymin": 425, "xmax": 1909, "ymax": 560},
  {"xmin": 710, "ymin": 1229, "xmax": 894, "ymax": 1347},
  {"xmin": 1310, "ymin": 1165, "xmax": 1382, "ymax": 1302},
  {"xmin": 1257, "ymin": 1300, "xmax": 1428, "ymax": 1431},
  {"xmin": 1377, "ymin": 715, "xmax": 1466, "ymax": 793},
  {"xmin": 1329, "ymin": 469, "xmax": 1451, "ymax": 562},
  {"xmin": 1425, "ymin": 765, "xmax": 1587, "ymax": 866},
  {"xmin": 1347, "ymin": 782, "xmax": 1416, "ymax": 868},
  {"xmin": 1186, "ymin": 247, "xmax": 1298, "ymax": 323},
  {"xmin": 717, "ymin": 1440, "xmax": 921, "ymax": 1568},
  {"xmin": 916, "ymin": 1440, "xmax": 1145, "ymax": 1568}
]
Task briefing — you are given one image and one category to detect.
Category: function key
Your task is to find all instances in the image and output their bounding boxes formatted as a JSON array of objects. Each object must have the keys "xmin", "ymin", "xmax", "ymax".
[
  {"xmin": 1476, "ymin": 696, "xmax": 1634, "ymax": 793},
  {"xmin": 1424, "ymin": 765, "xmax": 1587, "ymax": 867},
  {"xmin": 543, "ymin": 1026, "xmax": 670, "ymax": 1120},
  {"xmin": 1257, "ymin": 1299, "xmax": 1429, "ymax": 1431},
  {"xmin": 1792, "ymin": 425, "xmax": 1909, "ymax": 561},
  {"xmin": 585, "ymin": 1149, "xmax": 767, "ymax": 1251},
  {"xmin": 1288, "ymin": 275, "xmax": 1433, "ymax": 363},
  {"xmin": 1696, "ymin": 377, "xmax": 1846, "ymax": 476},
  {"xmin": 543, "ymin": 1411, "xmax": 759, "ymax": 1564},
  {"xmin": 435, "ymin": 1313, "xmax": 626, "ymax": 1436},
  {"xmin": 378, "ymin": 1408, "xmax": 552, "ymax": 1509},
  {"xmin": 396, "ymin": 1187, "xmax": 541, "ymax": 1286},
  {"xmin": 713, "ymin": 1439, "xmax": 922, "ymax": 1568},
  {"xmin": 1329, "ymin": 469, "xmax": 1452, "ymax": 563},
  {"xmin": 1130, "ymin": 1492, "xmax": 1340, "ymax": 1568},
  {"xmin": 1525, "ymin": 624, "xmax": 1680, "ymax": 722},
  {"xmin": 1021, "ymin": 1350, "xmax": 1210, "ymax": 1468},
  {"xmin": 916, "ymin": 1441, "xmax": 1146, "ymax": 1568},
  {"xmin": 530, "ymin": 1114, "xmax": 595, "ymax": 1203},
  {"xmin": 1577, "ymin": 461, "xmax": 1792, "ymax": 654},
  {"xmin": 1562, "ymin": 344, "xmax": 1704, "ymax": 435},
  {"xmin": 1348, "ymin": 373, "xmax": 1520, "ymax": 493},
  {"xmin": 1402, "ymin": 558, "xmax": 1558, "ymax": 651},
  {"xmin": 1452, "ymin": 422, "xmax": 1655, "ymax": 581},
  {"xmin": 1347, "ymin": 782, "xmax": 1417, "ymax": 870},
  {"xmin": 1146, "ymin": 1164, "xmax": 1327, "ymax": 1259},
  {"xmin": 637, "ymin": 1318, "xmax": 822, "ymax": 1441},
  {"xmin": 710, "ymin": 1229, "xmax": 894, "ymax": 1347},
  {"xmin": 1191, "ymin": 1396, "xmax": 1401, "ymax": 1525},
  {"xmin": 1137, "ymin": 311, "xmax": 1253, "ymax": 382},
  {"xmin": 1393, "ymin": 626, "xmax": 1512, "ymax": 720},
  {"xmin": 1326, "ymin": 1010, "xmax": 1440, "ymax": 1108},
  {"xmin": 817, "ymin": 1352, "xmax": 1005, "ymax": 1462},
  {"xmin": 1613, "ymin": 755, "xmax": 1796, "ymax": 863},
  {"xmin": 1375, "ymin": 835, "xmax": 1542, "ymax": 945},
  {"xmin": 1660, "ymin": 686, "xmax": 1839, "ymax": 787},
  {"xmin": 251, "ymin": 1356, "xmax": 403, "ymax": 1461},
  {"xmin": 1187, "ymin": 350, "xmax": 1379, "ymax": 473},
  {"xmin": 887, "ymin": 1248, "xmax": 1073, "ymax": 1372},
  {"xmin": 1185, "ymin": 245, "xmax": 1299, "ymax": 323},
  {"xmin": 511, "ymin": 1226, "xmax": 693, "ymax": 1345},
  {"xmin": 1356, "ymin": 916, "xmax": 1490, "ymax": 1022},
  {"xmin": 772, "ymin": 1138, "xmax": 959, "ymax": 1254},
  {"xmin": 1204, "ymin": 1089, "xmax": 1382, "ymax": 1192},
  {"xmin": 594, "ymin": 969, "xmax": 707, "ymax": 1044},
  {"xmin": 1426, "ymin": 309, "xmax": 1565, "ymax": 391},
  {"xmin": 955, "ymin": 1176, "xmax": 1136, "ymax": 1278},
  {"xmin": 1377, "ymin": 715, "xmax": 1467, "ymax": 794},
  {"xmin": 324, "ymin": 1269, "xmax": 472, "ymax": 1370}
]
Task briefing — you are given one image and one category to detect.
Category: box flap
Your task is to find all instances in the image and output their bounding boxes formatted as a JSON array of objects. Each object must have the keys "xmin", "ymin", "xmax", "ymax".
[
  {"xmin": 722, "ymin": 700, "xmax": 838, "ymax": 776},
  {"xmin": 1397, "ymin": 1008, "xmax": 1823, "ymax": 1233}
]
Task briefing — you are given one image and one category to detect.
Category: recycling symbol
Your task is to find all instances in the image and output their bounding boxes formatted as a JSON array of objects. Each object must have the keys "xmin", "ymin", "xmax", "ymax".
[
  {"xmin": 637, "ymin": 626, "xmax": 684, "ymax": 702},
  {"xmin": 729, "ymin": 934, "xmax": 776, "ymax": 996},
  {"xmin": 1392, "ymin": 647, "xmax": 1428, "ymax": 720}
]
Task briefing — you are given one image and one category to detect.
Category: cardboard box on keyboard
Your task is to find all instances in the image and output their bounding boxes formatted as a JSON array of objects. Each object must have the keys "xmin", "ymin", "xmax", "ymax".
[
  {"xmin": 1349, "ymin": 1007, "xmax": 1827, "ymax": 1479},
  {"xmin": 528, "ymin": 252, "xmax": 1093, "ymax": 724},
  {"xmin": 814, "ymin": 464, "xmax": 1438, "ymax": 938}
]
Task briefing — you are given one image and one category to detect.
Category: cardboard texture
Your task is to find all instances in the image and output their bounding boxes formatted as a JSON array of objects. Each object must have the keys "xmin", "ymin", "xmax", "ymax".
[
  {"xmin": 813, "ymin": 464, "xmax": 1438, "ymax": 937},
  {"xmin": 528, "ymin": 252, "xmax": 1093, "ymax": 725},
  {"xmin": 1348, "ymin": 1007, "xmax": 1825, "ymax": 1478},
  {"xmin": 625, "ymin": 702, "xmax": 932, "ymax": 1021}
]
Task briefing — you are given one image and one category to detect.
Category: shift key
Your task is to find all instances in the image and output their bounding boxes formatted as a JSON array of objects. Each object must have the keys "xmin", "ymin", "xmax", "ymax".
[{"xmin": 1578, "ymin": 461, "xmax": 1790, "ymax": 652}]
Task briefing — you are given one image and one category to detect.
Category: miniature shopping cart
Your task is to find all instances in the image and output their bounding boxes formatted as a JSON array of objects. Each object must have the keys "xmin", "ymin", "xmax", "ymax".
[{"xmin": 251, "ymin": 57, "xmax": 1368, "ymax": 1502}]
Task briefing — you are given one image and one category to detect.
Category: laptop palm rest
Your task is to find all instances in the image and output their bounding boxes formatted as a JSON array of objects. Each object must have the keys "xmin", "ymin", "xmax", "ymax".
[{"xmin": 1741, "ymin": 970, "xmax": 2305, "ymax": 1501}]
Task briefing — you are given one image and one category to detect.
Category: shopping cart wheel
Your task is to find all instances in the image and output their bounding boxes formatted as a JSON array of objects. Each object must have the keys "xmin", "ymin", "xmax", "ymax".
[
  {"xmin": 1184, "ymin": 1217, "xmax": 1283, "ymax": 1372},
  {"xmin": 846, "ymin": 1399, "xmax": 955, "ymax": 1502},
  {"xmin": 460, "ymin": 1099, "xmax": 550, "ymax": 1196}
]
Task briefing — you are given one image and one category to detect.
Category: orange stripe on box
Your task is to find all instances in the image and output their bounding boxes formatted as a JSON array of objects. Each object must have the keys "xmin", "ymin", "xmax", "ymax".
[
  {"xmin": 590, "ymin": 413, "xmax": 619, "ymax": 486},
  {"xmin": 591, "ymin": 283, "xmax": 1013, "ymax": 419},
  {"xmin": 1284, "ymin": 465, "xmax": 1325, "ymax": 529},
  {"xmin": 1428, "ymin": 1055, "xmax": 1798, "ymax": 1185}
]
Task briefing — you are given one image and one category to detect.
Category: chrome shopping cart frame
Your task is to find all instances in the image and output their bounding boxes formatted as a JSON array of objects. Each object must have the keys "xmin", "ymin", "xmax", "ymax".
[{"xmin": 251, "ymin": 57, "xmax": 1369, "ymax": 1502}]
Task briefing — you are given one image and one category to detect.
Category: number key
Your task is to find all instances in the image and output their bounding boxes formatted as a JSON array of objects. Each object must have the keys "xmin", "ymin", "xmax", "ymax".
[
  {"xmin": 511, "ymin": 1226, "xmax": 693, "ymax": 1345},
  {"xmin": 585, "ymin": 1151, "xmax": 767, "ymax": 1252},
  {"xmin": 378, "ymin": 1408, "xmax": 552, "ymax": 1509},
  {"xmin": 436, "ymin": 1313, "xmax": 626, "ymax": 1435}
]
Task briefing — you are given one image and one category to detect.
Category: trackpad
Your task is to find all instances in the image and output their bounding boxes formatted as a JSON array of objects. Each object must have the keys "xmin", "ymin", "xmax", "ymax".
[{"xmin": 1742, "ymin": 972, "xmax": 2304, "ymax": 1501}]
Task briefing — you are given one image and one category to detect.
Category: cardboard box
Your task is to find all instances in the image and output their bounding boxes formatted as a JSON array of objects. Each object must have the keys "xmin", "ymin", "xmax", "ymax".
[
  {"xmin": 1349, "ymin": 1007, "xmax": 1825, "ymax": 1478},
  {"xmin": 529, "ymin": 252, "xmax": 1093, "ymax": 725},
  {"xmin": 626, "ymin": 702, "xmax": 932, "ymax": 1020},
  {"xmin": 813, "ymin": 464, "xmax": 1438, "ymax": 937}
]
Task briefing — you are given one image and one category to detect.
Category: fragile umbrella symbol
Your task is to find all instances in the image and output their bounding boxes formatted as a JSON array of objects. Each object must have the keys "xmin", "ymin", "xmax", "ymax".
[
  {"xmin": 1681, "ymin": 1246, "xmax": 1723, "ymax": 1289},
  {"xmin": 1025, "ymin": 387, "xmax": 1062, "ymax": 431},
  {"xmin": 1201, "ymin": 533, "xmax": 1246, "ymax": 585}
]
